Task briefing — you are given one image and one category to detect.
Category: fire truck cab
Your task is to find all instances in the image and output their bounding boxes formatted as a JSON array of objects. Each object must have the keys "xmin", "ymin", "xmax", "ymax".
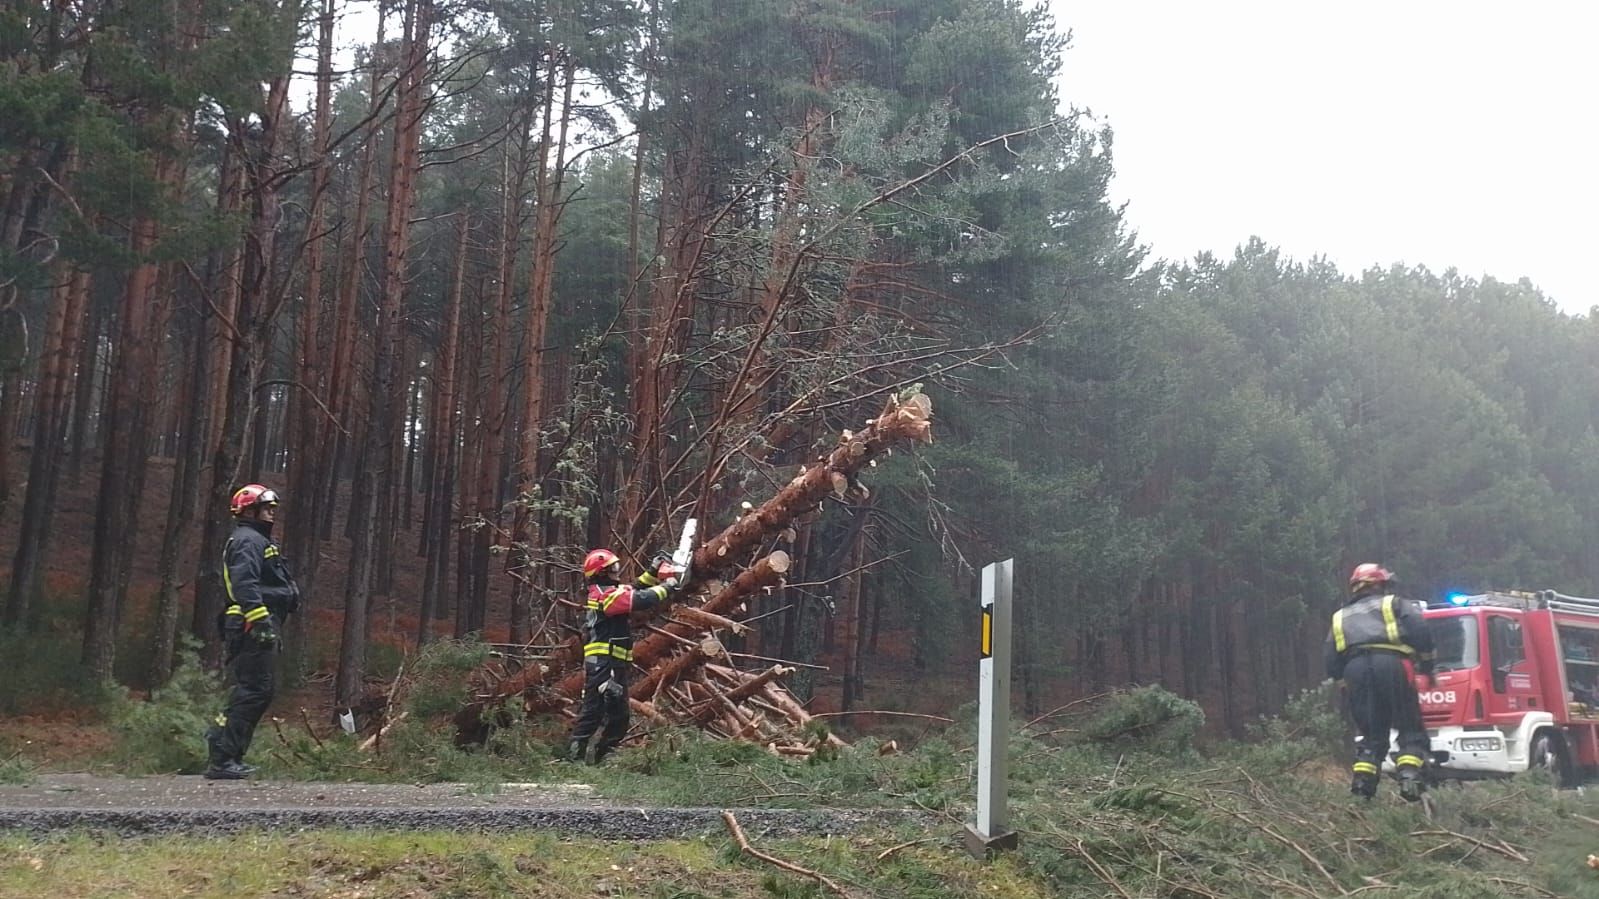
[{"xmin": 1397, "ymin": 589, "xmax": 1599, "ymax": 785}]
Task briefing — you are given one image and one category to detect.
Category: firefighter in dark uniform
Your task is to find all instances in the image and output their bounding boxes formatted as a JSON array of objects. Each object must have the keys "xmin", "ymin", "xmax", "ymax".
[
  {"xmin": 1325, "ymin": 563, "xmax": 1435, "ymax": 801},
  {"xmin": 566, "ymin": 548, "xmax": 681, "ymax": 764},
  {"xmin": 204, "ymin": 484, "xmax": 301, "ymax": 780}
]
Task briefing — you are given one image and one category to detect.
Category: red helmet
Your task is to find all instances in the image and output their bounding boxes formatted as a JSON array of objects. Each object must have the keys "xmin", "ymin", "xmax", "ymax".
[
  {"xmin": 1349, "ymin": 562, "xmax": 1394, "ymax": 589},
  {"xmin": 231, "ymin": 484, "xmax": 280, "ymax": 516},
  {"xmin": 583, "ymin": 548, "xmax": 621, "ymax": 580}
]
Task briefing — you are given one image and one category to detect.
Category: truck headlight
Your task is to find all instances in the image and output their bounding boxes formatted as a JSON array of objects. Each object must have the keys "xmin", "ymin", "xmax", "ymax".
[{"xmin": 1457, "ymin": 737, "xmax": 1502, "ymax": 753}]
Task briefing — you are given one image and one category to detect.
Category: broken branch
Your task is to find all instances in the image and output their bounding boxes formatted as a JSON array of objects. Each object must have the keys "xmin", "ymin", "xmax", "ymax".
[{"xmin": 721, "ymin": 811, "xmax": 853, "ymax": 897}]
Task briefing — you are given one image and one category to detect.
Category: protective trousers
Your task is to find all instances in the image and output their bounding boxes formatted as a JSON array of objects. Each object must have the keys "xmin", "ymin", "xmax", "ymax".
[
  {"xmin": 1345, "ymin": 651, "xmax": 1428, "ymax": 775},
  {"xmin": 570, "ymin": 657, "xmax": 628, "ymax": 757},
  {"xmin": 207, "ymin": 641, "xmax": 277, "ymax": 764}
]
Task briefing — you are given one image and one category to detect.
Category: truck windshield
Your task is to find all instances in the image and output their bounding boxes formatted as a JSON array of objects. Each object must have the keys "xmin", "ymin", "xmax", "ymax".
[{"xmin": 1427, "ymin": 616, "xmax": 1480, "ymax": 672}]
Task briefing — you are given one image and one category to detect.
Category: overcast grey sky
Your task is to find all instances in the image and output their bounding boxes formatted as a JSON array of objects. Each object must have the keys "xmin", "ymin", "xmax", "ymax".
[{"xmin": 1049, "ymin": 1, "xmax": 1597, "ymax": 312}]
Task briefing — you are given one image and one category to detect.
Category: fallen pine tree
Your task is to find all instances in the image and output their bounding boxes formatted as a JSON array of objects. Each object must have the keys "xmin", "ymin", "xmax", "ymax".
[{"xmin": 447, "ymin": 390, "xmax": 934, "ymax": 753}]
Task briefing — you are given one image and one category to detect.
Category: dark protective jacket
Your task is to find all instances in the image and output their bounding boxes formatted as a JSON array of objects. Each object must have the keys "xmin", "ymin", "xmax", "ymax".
[
  {"xmin": 583, "ymin": 571, "xmax": 669, "ymax": 662},
  {"xmin": 220, "ymin": 518, "xmax": 301, "ymax": 634},
  {"xmin": 1324, "ymin": 591, "xmax": 1435, "ymax": 680}
]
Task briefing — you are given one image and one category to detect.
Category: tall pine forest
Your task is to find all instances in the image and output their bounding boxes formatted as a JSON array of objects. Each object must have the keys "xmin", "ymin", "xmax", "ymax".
[{"xmin": 1, "ymin": 0, "xmax": 1594, "ymax": 734}]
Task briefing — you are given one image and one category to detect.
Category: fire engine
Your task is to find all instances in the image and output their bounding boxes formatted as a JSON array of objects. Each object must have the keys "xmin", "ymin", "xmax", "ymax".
[{"xmin": 1395, "ymin": 589, "xmax": 1599, "ymax": 786}]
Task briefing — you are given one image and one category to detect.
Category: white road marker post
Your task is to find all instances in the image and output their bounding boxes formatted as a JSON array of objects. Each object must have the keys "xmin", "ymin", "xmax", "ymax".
[{"xmin": 965, "ymin": 557, "xmax": 1019, "ymax": 857}]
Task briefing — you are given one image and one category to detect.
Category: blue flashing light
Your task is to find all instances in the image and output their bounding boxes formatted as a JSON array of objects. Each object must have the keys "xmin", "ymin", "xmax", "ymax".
[{"xmin": 1447, "ymin": 592, "xmax": 1471, "ymax": 606}]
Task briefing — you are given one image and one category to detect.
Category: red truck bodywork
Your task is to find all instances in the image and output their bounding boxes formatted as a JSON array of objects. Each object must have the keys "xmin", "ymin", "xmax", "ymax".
[{"xmin": 1406, "ymin": 590, "xmax": 1599, "ymax": 780}]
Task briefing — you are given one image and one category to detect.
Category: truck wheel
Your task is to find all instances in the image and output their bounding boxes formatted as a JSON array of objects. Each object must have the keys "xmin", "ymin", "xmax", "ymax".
[{"xmin": 1530, "ymin": 731, "xmax": 1576, "ymax": 788}]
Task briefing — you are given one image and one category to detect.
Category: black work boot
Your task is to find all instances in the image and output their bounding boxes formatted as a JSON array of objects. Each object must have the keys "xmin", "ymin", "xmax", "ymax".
[
  {"xmin": 204, "ymin": 761, "xmax": 252, "ymax": 780},
  {"xmin": 203, "ymin": 726, "xmax": 234, "ymax": 779},
  {"xmin": 1396, "ymin": 767, "xmax": 1425, "ymax": 803},
  {"xmin": 591, "ymin": 743, "xmax": 617, "ymax": 766},
  {"xmin": 1350, "ymin": 769, "xmax": 1378, "ymax": 799},
  {"xmin": 205, "ymin": 725, "xmax": 226, "ymax": 762},
  {"xmin": 564, "ymin": 740, "xmax": 589, "ymax": 764}
]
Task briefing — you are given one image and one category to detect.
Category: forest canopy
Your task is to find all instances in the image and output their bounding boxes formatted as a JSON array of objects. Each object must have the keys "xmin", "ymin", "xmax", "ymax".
[{"xmin": 0, "ymin": 0, "xmax": 1592, "ymax": 733}]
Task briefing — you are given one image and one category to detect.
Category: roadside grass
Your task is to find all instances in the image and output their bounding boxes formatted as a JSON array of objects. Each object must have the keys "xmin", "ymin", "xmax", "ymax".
[
  {"xmin": 0, "ymin": 826, "xmax": 1051, "ymax": 899},
  {"xmin": 0, "ymin": 742, "xmax": 33, "ymax": 785},
  {"xmin": 15, "ymin": 646, "xmax": 1599, "ymax": 896}
]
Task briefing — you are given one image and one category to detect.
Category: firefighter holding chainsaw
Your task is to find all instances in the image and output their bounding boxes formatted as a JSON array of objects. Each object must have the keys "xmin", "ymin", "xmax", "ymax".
[
  {"xmin": 1325, "ymin": 563, "xmax": 1436, "ymax": 801},
  {"xmin": 566, "ymin": 547, "xmax": 685, "ymax": 764},
  {"xmin": 204, "ymin": 484, "xmax": 301, "ymax": 780}
]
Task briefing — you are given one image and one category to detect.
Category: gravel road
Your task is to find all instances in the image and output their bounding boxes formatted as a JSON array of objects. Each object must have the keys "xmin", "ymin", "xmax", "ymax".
[{"xmin": 0, "ymin": 775, "xmax": 922, "ymax": 839}]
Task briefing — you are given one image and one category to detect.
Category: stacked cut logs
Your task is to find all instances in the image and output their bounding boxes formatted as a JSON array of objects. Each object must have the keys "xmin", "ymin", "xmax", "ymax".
[{"xmin": 453, "ymin": 391, "xmax": 933, "ymax": 753}]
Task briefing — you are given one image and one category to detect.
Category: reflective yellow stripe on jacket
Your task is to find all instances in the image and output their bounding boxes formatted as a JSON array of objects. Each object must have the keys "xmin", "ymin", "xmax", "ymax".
[
  {"xmin": 1380, "ymin": 595, "xmax": 1401, "ymax": 643},
  {"xmin": 584, "ymin": 642, "xmax": 633, "ymax": 661},
  {"xmin": 586, "ymin": 587, "xmax": 627, "ymax": 613}
]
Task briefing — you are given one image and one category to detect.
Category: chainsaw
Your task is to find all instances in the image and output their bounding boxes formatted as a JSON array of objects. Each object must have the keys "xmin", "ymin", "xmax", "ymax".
[{"xmin": 652, "ymin": 517, "xmax": 697, "ymax": 590}]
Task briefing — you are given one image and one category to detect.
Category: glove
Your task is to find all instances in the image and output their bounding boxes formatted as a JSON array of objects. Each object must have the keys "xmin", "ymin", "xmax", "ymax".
[
  {"xmin": 250, "ymin": 615, "xmax": 281, "ymax": 648},
  {"xmin": 598, "ymin": 675, "xmax": 625, "ymax": 699},
  {"xmin": 641, "ymin": 551, "xmax": 681, "ymax": 587},
  {"xmin": 656, "ymin": 560, "xmax": 685, "ymax": 587}
]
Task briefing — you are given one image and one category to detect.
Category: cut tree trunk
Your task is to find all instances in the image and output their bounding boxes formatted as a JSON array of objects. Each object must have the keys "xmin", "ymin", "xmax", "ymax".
[{"xmin": 455, "ymin": 391, "xmax": 933, "ymax": 747}]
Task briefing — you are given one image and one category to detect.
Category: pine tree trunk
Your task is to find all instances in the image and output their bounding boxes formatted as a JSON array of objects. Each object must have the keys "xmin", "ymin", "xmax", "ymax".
[
  {"xmin": 187, "ymin": 144, "xmax": 245, "ymax": 655},
  {"xmin": 1216, "ymin": 601, "xmax": 1237, "ymax": 734},
  {"xmin": 839, "ymin": 525, "xmax": 864, "ymax": 710},
  {"xmin": 622, "ymin": 71, "xmax": 709, "ymax": 544},
  {"xmin": 372, "ymin": 334, "xmax": 410, "ymax": 597},
  {"xmin": 0, "ymin": 366, "xmax": 20, "ymax": 521},
  {"xmin": 402, "ymin": 379, "xmax": 417, "ymax": 524},
  {"xmin": 461, "ymin": 133, "xmax": 524, "ymax": 639},
  {"xmin": 245, "ymin": 357, "xmax": 273, "ymax": 475},
  {"xmin": 66, "ymin": 303, "xmax": 100, "ymax": 483},
  {"xmin": 317, "ymin": 8, "xmax": 386, "ymax": 546},
  {"xmin": 82, "ymin": 166, "xmax": 172, "ymax": 681},
  {"xmin": 508, "ymin": 46, "xmax": 574, "ymax": 646},
  {"xmin": 418, "ymin": 213, "xmax": 467, "ymax": 644},
  {"xmin": 469, "ymin": 268, "xmax": 508, "ymax": 637},
  {"xmin": 281, "ymin": 0, "xmax": 337, "ymax": 678},
  {"xmin": 338, "ymin": 0, "xmax": 428, "ymax": 709},
  {"xmin": 619, "ymin": 0, "xmax": 657, "ymax": 498},
  {"xmin": 453, "ymin": 288, "xmax": 484, "ymax": 637},
  {"xmin": 148, "ymin": 304, "xmax": 209, "ymax": 684},
  {"xmin": 4, "ymin": 266, "xmax": 88, "ymax": 628},
  {"xmin": 203, "ymin": 153, "xmax": 246, "ymax": 480}
]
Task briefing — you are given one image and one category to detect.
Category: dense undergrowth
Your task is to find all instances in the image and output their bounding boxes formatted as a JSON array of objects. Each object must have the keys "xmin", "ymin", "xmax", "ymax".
[{"xmin": 10, "ymin": 638, "xmax": 1599, "ymax": 896}]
